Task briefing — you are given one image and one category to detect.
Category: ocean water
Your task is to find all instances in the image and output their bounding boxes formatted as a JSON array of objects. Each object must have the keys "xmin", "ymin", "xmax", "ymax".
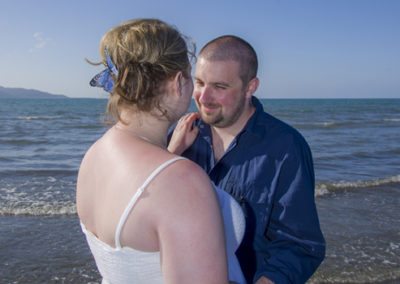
[{"xmin": 0, "ymin": 98, "xmax": 399, "ymax": 283}]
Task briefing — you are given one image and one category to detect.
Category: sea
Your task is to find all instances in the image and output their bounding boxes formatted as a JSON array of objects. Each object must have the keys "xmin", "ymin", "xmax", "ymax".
[{"xmin": 0, "ymin": 97, "xmax": 399, "ymax": 283}]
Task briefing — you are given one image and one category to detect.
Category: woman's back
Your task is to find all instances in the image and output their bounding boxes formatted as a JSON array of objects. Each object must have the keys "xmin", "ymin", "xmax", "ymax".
[
  {"xmin": 79, "ymin": 130, "xmax": 188, "ymax": 283},
  {"xmin": 77, "ymin": 128, "xmax": 175, "ymax": 251},
  {"xmin": 77, "ymin": 127, "xmax": 230, "ymax": 283}
]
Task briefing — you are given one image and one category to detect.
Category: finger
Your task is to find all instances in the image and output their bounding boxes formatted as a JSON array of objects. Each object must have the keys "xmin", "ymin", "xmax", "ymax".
[
  {"xmin": 177, "ymin": 118, "xmax": 192, "ymax": 131},
  {"xmin": 186, "ymin": 113, "xmax": 197, "ymax": 123},
  {"xmin": 178, "ymin": 113, "xmax": 192, "ymax": 124},
  {"xmin": 191, "ymin": 125, "xmax": 199, "ymax": 136}
]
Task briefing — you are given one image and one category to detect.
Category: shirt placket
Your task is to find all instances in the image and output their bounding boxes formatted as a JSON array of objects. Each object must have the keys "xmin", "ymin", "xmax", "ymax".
[{"xmin": 208, "ymin": 137, "xmax": 239, "ymax": 184}]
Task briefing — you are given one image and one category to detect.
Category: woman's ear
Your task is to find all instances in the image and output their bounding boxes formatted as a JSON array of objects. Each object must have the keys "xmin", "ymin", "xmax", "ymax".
[{"xmin": 173, "ymin": 71, "xmax": 183, "ymax": 97}]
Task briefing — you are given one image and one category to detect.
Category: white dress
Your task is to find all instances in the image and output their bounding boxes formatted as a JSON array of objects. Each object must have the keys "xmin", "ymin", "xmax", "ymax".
[
  {"xmin": 81, "ymin": 157, "xmax": 246, "ymax": 283},
  {"xmin": 214, "ymin": 184, "xmax": 246, "ymax": 284}
]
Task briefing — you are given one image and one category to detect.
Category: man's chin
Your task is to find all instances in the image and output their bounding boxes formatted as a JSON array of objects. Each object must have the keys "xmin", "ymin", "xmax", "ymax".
[
  {"xmin": 200, "ymin": 113, "xmax": 224, "ymax": 126},
  {"xmin": 199, "ymin": 112, "xmax": 214, "ymax": 122}
]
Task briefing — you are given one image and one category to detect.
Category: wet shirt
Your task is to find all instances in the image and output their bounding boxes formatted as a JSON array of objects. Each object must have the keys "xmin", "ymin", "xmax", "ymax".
[{"xmin": 181, "ymin": 97, "xmax": 326, "ymax": 283}]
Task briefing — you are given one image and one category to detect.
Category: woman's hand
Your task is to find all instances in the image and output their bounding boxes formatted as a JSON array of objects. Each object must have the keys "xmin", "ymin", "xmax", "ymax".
[
  {"xmin": 255, "ymin": 276, "xmax": 275, "ymax": 284},
  {"xmin": 168, "ymin": 112, "xmax": 200, "ymax": 155}
]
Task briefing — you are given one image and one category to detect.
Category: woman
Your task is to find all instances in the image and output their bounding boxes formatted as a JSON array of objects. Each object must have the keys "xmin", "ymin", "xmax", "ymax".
[{"xmin": 77, "ymin": 19, "xmax": 245, "ymax": 284}]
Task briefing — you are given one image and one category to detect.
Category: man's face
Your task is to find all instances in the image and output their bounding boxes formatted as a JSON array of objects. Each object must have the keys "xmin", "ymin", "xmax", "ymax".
[{"xmin": 193, "ymin": 57, "xmax": 247, "ymax": 128}]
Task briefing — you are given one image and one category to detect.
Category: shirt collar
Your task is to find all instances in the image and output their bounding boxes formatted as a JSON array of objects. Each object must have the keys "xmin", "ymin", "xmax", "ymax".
[{"xmin": 242, "ymin": 96, "xmax": 266, "ymax": 139}]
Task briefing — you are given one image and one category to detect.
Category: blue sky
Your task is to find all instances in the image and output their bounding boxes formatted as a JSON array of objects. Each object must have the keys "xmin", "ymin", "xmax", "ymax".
[{"xmin": 0, "ymin": 0, "xmax": 399, "ymax": 98}]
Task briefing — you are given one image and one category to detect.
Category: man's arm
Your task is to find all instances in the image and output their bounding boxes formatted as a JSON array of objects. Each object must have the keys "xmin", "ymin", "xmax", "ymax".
[{"xmin": 254, "ymin": 140, "xmax": 326, "ymax": 283}]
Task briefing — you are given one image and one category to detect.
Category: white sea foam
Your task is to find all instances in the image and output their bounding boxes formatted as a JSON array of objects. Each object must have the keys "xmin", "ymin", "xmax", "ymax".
[
  {"xmin": 47, "ymin": 176, "xmax": 57, "ymax": 182},
  {"xmin": 384, "ymin": 118, "xmax": 400, "ymax": 122},
  {"xmin": 0, "ymin": 201, "xmax": 77, "ymax": 216},
  {"xmin": 0, "ymin": 178, "xmax": 77, "ymax": 216},
  {"xmin": 17, "ymin": 116, "xmax": 41, "ymax": 120},
  {"xmin": 315, "ymin": 184, "xmax": 330, "ymax": 197},
  {"xmin": 295, "ymin": 121, "xmax": 339, "ymax": 128},
  {"xmin": 17, "ymin": 115, "xmax": 61, "ymax": 121},
  {"xmin": 320, "ymin": 121, "xmax": 336, "ymax": 127}
]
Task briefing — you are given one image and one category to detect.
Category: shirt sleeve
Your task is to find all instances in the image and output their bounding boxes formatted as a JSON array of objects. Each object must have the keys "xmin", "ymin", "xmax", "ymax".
[{"xmin": 254, "ymin": 137, "xmax": 326, "ymax": 283}]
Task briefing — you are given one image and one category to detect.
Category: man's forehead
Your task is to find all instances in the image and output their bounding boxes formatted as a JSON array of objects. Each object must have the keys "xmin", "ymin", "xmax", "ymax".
[
  {"xmin": 197, "ymin": 56, "xmax": 238, "ymax": 64},
  {"xmin": 196, "ymin": 58, "xmax": 240, "ymax": 72},
  {"xmin": 194, "ymin": 59, "xmax": 241, "ymax": 85}
]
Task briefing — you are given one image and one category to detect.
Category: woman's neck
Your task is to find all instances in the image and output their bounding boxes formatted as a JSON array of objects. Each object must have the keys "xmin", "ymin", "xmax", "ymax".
[{"xmin": 115, "ymin": 111, "xmax": 170, "ymax": 148}]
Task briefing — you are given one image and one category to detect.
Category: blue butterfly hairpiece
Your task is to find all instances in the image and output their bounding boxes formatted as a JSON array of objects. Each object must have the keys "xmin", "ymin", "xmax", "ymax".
[{"xmin": 89, "ymin": 49, "xmax": 119, "ymax": 93}]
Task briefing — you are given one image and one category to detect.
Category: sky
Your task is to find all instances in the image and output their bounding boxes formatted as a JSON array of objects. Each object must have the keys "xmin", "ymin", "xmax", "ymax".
[{"xmin": 0, "ymin": 0, "xmax": 399, "ymax": 99}]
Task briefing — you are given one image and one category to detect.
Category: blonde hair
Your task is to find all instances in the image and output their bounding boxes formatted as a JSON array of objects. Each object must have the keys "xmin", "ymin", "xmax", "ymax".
[{"xmin": 97, "ymin": 18, "xmax": 195, "ymax": 122}]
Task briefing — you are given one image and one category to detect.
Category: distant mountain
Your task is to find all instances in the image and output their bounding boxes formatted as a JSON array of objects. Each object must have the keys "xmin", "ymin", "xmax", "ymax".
[{"xmin": 0, "ymin": 86, "xmax": 68, "ymax": 99}]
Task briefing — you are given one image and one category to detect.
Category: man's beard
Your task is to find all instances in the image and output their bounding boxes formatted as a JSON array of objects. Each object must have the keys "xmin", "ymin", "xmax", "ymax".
[{"xmin": 198, "ymin": 96, "xmax": 245, "ymax": 128}]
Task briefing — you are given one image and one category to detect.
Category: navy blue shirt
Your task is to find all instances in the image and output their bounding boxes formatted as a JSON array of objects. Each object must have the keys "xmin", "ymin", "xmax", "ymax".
[{"xmin": 182, "ymin": 97, "xmax": 326, "ymax": 283}]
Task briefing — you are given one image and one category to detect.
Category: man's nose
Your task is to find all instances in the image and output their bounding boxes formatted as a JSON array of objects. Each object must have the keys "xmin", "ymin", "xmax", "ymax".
[{"xmin": 198, "ymin": 86, "xmax": 212, "ymax": 104}]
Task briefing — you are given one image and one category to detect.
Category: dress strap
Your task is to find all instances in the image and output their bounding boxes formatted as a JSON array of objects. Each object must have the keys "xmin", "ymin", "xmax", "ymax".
[{"xmin": 114, "ymin": 156, "xmax": 186, "ymax": 249}]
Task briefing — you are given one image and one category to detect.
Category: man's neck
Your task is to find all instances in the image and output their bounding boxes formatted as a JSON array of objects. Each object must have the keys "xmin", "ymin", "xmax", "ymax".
[{"xmin": 211, "ymin": 105, "xmax": 255, "ymax": 161}]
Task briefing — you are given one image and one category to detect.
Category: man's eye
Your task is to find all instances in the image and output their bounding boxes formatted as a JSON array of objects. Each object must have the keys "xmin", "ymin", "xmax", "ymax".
[{"xmin": 215, "ymin": 84, "xmax": 227, "ymax": 90}]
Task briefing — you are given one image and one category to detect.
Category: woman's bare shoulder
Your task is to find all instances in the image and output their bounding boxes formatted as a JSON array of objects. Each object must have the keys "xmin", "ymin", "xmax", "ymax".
[
  {"xmin": 149, "ymin": 156, "xmax": 218, "ymax": 221},
  {"xmin": 160, "ymin": 157, "xmax": 213, "ymax": 192}
]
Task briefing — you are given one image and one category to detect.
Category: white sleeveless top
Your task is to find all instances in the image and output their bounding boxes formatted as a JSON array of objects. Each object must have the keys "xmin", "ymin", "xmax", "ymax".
[{"xmin": 81, "ymin": 157, "xmax": 246, "ymax": 284}]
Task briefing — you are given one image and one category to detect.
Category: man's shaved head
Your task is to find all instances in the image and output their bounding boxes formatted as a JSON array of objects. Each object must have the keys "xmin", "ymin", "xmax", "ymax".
[{"xmin": 199, "ymin": 35, "xmax": 258, "ymax": 84}]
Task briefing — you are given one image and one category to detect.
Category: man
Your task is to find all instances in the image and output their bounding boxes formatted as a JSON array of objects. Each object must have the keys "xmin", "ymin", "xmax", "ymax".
[{"xmin": 169, "ymin": 35, "xmax": 325, "ymax": 283}]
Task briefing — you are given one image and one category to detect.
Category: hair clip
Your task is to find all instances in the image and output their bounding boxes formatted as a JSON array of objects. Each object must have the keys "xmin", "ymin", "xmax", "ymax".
[{"xmin": 89, "ymin": 49, "xmax": 119, "ymax": 93}]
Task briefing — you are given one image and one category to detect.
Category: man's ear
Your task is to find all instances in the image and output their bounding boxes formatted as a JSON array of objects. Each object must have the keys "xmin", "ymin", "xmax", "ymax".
[{"xmin": 245, "ymin": 77, "xmax": 259, "ymax": 99}]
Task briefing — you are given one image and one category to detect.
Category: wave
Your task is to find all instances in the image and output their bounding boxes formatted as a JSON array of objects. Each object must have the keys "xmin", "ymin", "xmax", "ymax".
[
  {"xmin": 314, "ymin": 147, "xmax": 400, "ymax": 161},
  {"xmin": 0, "ymin": 175, "xmax": 77, "ymax": 216},
  {"xmin": 2, "ymin": 173, "xmax": 399, "ymax": 214},
  {"xmin": 292, "ymin": 120, "xmax": 383, "ymax": 129},
  {"xmin": 0, "ymin": 138, "xmax": 49, "ymax": 145},
  {"xmin": 0, "ymin": 202, "xmax": 76, "ymax": 216},
  {"xmin": 294, "ymin": 117, "xmax": 400, "ymax": 129},
  {"xmin": 294, "ymin": 121, "xmax": 353, "ymax": 129},
  {"xmin": 383, "ymin": 118, "xmax": 400, "ymax": 122},
  {"xmin": 316, "ymin": 174, "xmax": 400, "ymax": 197},
  {"xmin": 17, "ymin": 115, "xmax": 62, "ymax": 121},
  {"xmin": 0, "ymin": 169, "xmax": 78, "ymax": 177}
]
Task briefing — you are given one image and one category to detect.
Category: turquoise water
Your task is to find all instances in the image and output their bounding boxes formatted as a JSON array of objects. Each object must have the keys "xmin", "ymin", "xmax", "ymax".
[{"xmin": 1, "ymin": 98, "xmax": 399, "ymax": 283}]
